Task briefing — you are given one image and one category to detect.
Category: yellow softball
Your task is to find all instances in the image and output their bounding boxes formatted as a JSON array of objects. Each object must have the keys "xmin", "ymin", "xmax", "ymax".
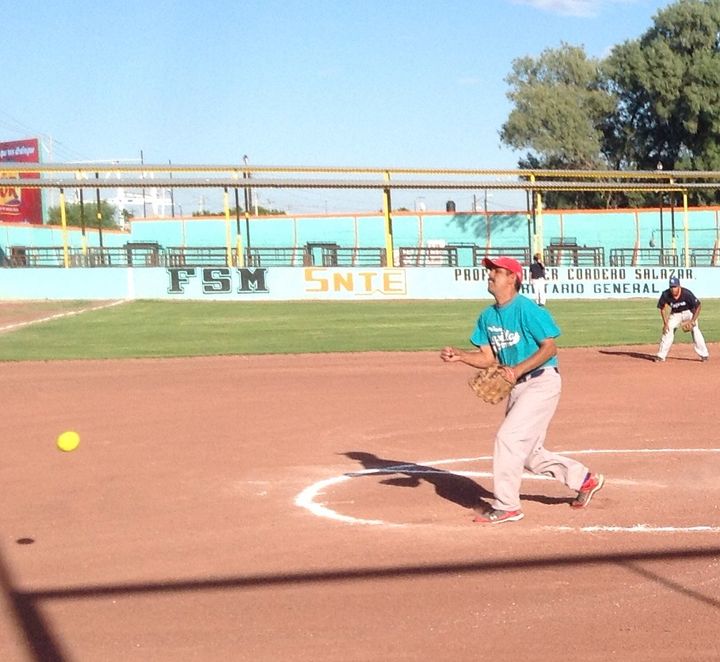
[{"xmin": 56, "ymin": 430, "xmax": 80, "ymax": 452}]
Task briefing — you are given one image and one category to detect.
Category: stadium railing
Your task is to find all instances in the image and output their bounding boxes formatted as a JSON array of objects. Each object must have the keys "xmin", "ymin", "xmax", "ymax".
[
  {"xmin": 689, "ymin": 247, "xmax": 720, "ymax": 267},
  {"xmin": 546, "ymin": 242, "xmax": 605, "ymax": 267},
  {"xmin": 609, "ymin": 248, "xmax": 679, "ymax": 267},
  {"xmin": 5, "ymin": 246, "xmax": 113, "ymax": 267},
  {"xmin": 165, "ymin": 247, "xmax": 229, "ymax": 266},
  {"xmin": 246, "ymin": 247, "xmax": 311, "ymax": 267},
  {"xmin": 398, "ymin": 246, "xmax": 458, "ymax": 267},
  {"xmin": 472, "ymin": 246, "xmax": 531, "ymax": 265},
  {"xmin": 319, "ymin": 246, "xmax": 387, "ymax": 267},
  {"xmin": 8, "ymin": 243, "xmax": 708, "ymax": 270}
]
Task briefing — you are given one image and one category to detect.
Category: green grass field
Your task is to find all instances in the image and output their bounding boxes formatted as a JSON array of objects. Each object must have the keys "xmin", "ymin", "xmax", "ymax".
[{"xmin": 1, "ymin": 299, "xmax": 717, "ymax": 361}]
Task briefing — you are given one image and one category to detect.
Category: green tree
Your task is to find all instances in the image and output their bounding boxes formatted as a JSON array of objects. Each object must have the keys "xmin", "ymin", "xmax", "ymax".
[
  {"xmin": 47, "ymin": 200, "xmax": 120, "ymax": 229},
  {"xmin": 500, "ymin": 43, "xmax": 616, "ymax": 208},
  {"xmin": 603, "ymin": 0, "xmax": 720, "ymax": 202},
  {"xmin": 200, "ymin": 205, "xmax": 286, "ymax": 216},
  {"xmin": 253, "ymin": 204, "xmax": 286, "ymax": 216}
]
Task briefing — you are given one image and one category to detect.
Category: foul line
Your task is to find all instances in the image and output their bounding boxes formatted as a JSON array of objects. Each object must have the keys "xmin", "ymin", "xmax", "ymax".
[
  {"xmin": 0, "ymin": 300, "xmax": 127, "ymax": 334},
  {"xmin": 295, "ymin": 448, "xmax": 720, "ymax": 532}
]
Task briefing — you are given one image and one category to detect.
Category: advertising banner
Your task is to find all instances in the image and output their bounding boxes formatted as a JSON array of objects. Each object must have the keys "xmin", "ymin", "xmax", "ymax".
[
  {"xmin": 0, "ymin": 138, "xmax": 42, "ymax": 224},
  {"xmin": 2, "ymin": 265, "xmax": 719, "ymax": 301}
]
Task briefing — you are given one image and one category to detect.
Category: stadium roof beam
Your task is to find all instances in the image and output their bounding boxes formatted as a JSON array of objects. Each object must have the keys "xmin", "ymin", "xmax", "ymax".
[{"xmin": 0, "ymin": 177, "xmax": 710, "ymax": 194}]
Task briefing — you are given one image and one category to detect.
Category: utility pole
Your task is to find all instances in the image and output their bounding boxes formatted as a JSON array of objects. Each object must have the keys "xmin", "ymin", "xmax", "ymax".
[
  {"xmin": 95, "ymin": 172, "xmax": 104, "ymax": 250},
  {"xmin": 243, "ymin": 155, "xmax": 252, "ymax": 253},
  {"xmin": 141, "ymin": 150, "xmax": 147, "ymax": 218},
  {"xmin": 169, "ymin": 159, "xmax": 175, "ymax": 218}
]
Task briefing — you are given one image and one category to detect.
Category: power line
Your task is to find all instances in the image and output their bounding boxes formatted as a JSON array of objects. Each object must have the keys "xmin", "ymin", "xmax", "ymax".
[{"xmin": 0, "ymin": 110, "xmax": 92, "ymax": 162}]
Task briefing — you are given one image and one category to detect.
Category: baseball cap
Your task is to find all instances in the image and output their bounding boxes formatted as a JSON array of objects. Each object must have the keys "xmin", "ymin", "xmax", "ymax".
[
  {"xmin": 669, "ymin": 276, "xmax": 680, "ymax": 287},
  {"xmin": 482, "ymin": 256, "xmax": 523, "ymax": 283}
]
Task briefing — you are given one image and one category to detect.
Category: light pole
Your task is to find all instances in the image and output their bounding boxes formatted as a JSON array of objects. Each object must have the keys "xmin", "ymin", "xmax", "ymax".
[
  {"xmin": 95, "ymin": 172, "xmax": 104, "ymax": 250},
  {"xmin": 177, "ymin": 203, "xmax": 185, "ymax": 246},
  {"xmin": 243, "ymin": 155, "xmax": 252, "ymax": 261},
  {"xmin": 169, "ymin": 159, "xmax": 175, "ymax": 218},
  {"xmin": 670, "ymin": 177, "xmax": 676, "ymax": 250}
]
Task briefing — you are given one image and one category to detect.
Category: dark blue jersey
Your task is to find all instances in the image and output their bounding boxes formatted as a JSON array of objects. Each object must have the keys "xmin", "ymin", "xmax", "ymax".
[
  {"xmin": 530, "ymin": 261, "xmax": 546, "ymax": 279},
  {"xmin": 657, "ymin": 287, "xmax": 700, "ymax": 314}
]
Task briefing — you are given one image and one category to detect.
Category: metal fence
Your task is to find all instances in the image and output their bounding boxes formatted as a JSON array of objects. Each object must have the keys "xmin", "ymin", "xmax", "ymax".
[
  {"xmin": 398, "ymin": 246, "xmax": 458, "ymax": 267},
  {"xmin": 1, "ymin": 244, "xmax": 389, "ymax": 268},
  {"xmin": 609, "ymin": 248, "xmax": 679, "ymax": 267},
  {"xmin": 2, "ymin": 242, "xmax": 716, "ymax": 268},
  {"xmin": 472, "ymin": 246, "xmax": 531, "ymax": 265}
]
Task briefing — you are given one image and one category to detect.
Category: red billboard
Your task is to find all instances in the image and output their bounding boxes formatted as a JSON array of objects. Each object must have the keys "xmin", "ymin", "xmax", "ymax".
[{"xmin": 0, "ymin": 138, "xmax": 42, "ymax": 224}]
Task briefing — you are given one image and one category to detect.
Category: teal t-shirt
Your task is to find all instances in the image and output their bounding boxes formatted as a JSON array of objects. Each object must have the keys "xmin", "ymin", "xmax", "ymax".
[{"xmin": 470, "ymin": 294, "xmax": 560, "ymax": 367}]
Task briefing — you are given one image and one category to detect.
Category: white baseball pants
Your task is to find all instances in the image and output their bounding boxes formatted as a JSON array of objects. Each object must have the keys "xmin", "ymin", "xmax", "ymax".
[
  {"xmin": 657, "ymin": 311, "xmax": 709, "ymax": 360},
  {"xmin": 531, "ymin": 277, "xmax": 547, "ymax": 305}
]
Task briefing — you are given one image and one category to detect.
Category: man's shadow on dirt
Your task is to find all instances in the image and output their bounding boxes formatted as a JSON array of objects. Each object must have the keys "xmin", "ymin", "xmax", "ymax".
[
  {"xmin": 342, "ymin": 451, "xmax": 572, "ymax": 513},
  {"xmin": 599, "ymin": 349, "xmax": 697, "ymax": 363},
  {"xmin": 598, "ymin": 349, "xmax": 656, "ymax": 361}
]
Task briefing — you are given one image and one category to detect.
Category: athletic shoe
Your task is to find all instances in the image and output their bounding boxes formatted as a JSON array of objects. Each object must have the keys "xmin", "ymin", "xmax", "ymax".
[
  {"xmin": 571, "ymin": 473, "xmax": 605, "ymax": 509},
  {"xmin": 473, "ymin": 509, "xmax": 524, "ymax": 524},
  {"xmin": 701, "ymin": 356, "xmax": 709, "ymax": 362},
  {"xmin": 653, "ymin": 356, "xmax": 665, "ymax": 363}
]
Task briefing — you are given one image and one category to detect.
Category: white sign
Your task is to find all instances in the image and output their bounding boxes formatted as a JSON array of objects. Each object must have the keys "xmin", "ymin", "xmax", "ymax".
[{"xmin": 0, "ymin": 266, "xmax": 716, "ymax": 301}]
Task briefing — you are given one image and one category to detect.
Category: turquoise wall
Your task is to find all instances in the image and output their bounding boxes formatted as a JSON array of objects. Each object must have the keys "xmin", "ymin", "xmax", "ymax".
[
  {"xmin": 0, "ymin": 222, "xmax": 127, "ymax": 248},
  {"xmin": 2, "ymin": 208, "xmax": 719, "ymax": 260}
]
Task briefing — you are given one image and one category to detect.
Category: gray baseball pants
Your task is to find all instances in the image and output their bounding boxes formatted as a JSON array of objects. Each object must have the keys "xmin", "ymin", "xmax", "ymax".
[{"xmin": 492, "ymin": 369, "xmax": 588, "ymax": 512}]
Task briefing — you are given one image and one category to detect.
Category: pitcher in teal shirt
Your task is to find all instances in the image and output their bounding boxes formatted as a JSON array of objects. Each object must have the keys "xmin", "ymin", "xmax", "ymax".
[{"xmin": 440, "ymin": 256, "xmax": 604, "ymax": 525}]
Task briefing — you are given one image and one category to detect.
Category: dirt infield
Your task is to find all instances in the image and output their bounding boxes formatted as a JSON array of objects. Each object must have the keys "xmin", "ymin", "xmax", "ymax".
[{"xmin": 1, "ymin": 345, "xmax": 719, "ymax": 661}]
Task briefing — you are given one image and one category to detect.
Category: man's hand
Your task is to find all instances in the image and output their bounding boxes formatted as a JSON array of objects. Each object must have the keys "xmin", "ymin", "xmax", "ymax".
[
  {"xmin": 500, "ymin": 365, "xmax": 518, "ymax": 384},
  {"xmin": 441, "ymin": 345, "xmax": 497, "ymax": 369},
  {"xmin": 440, "ymin": 346, "xmax": 463, "ymax": 362}
]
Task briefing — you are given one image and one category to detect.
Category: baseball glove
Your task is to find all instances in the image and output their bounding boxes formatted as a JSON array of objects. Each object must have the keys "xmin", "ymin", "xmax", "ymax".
[
  {"xmin": 468, "ymin": 364, "xmax": 514, "ymax": 405},
  {"xmin": 681, "ymin": 320, "xmax": 695, "ymax": 332}
]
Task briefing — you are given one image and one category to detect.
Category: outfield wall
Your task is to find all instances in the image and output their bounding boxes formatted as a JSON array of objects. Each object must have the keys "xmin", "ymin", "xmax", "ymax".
[
  {"xmin": 3, "ymin": 207, "xmax": 720, "ymax": 266},
  {"xmin": 0, "ymin": 265, "xmax": 712, "ymax": 301}
]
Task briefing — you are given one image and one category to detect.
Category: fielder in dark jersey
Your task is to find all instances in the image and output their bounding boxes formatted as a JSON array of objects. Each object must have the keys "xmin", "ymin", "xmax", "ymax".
[{"xmin": 654, "ymin": 276, "xmax": 709, "ymax": 362}]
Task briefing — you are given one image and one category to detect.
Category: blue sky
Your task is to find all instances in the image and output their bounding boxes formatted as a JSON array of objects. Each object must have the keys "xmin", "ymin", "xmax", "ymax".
[{"xmin": 2, "ymin": 0, "xmax": 673, "ymax": 213}]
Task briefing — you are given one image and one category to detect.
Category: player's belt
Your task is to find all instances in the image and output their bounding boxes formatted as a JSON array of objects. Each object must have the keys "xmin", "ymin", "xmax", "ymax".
[{"xmin": 516, "ymin": 366, "xmax": 559, "ymax": 384}]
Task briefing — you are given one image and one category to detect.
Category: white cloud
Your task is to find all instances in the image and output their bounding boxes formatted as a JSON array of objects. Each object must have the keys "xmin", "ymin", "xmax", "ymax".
[{"xmin": 510, "ymin": 0, "xmax": 642, "ymax": 18}]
